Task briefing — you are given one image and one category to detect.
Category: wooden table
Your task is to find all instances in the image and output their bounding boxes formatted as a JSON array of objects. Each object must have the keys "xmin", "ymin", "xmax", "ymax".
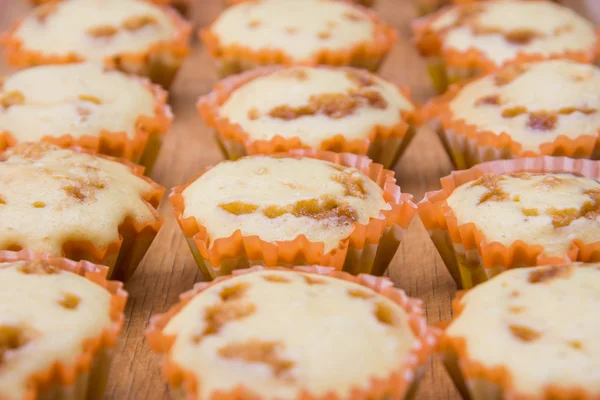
[{"xmin": 0, "ymin": 0, "xmax": 597, "ymax": 398}]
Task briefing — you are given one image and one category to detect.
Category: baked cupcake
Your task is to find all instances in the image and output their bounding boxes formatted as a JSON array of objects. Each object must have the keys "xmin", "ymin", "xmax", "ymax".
[
  {"xmin": 443, "ymin": 263, "xmax": 600, "ymax": 400},
  {"xmin": 0, "ymin": 252, "xmax": 126, "ymax": 400},
  {"xmin": 201, "ymin": 0, "xmax": 396, "ymax": 77},
  {"xmin": 413, "ymin": 0, "xmax": 599, "ymax": 92},
  {"xmin": 146, "ymin": 266, "xmax": 438, "ymax": 400},
  {"xmin": 418, "ymin": 156, "xmax": 600, "ymax": 289},
  {"xmin": 223, "ymin": 0, "xmax": 376, "ymax": 7},
  {"xmin": 29, "ymin": 0, "xmax": 193, "ymax": 16},
  {"xmin": 198, "ymin": 66, "xmax": 419, "ymax": 168},
  {"xmin": 170, "ymin": 150, "xmax": 416, "ymax": 278},
  {"xmin": 424, "ymin": 60, "xmax": 600, "ymax": 170},
  {"xmin": 415, "ymin": 0, "xmax": 561, "ymax": 16},
  {"xmin": 0, "ymin": 63, "xmax": 171, "ymax": 172},
  {"xmin": 0, "ymin": 142, "xmax": 164, "ymax": 281},
  {"xmin": 2, "ymin": 0, "xmax": 192, "ymax": 88}
]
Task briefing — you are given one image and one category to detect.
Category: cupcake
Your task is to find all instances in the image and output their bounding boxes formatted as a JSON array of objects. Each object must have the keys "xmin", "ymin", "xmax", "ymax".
[
  {"xmin": 198, "ymin": 66, "xmax": 419, "ymax": 168},
  {"xmin": 424, "ymin": 60, "xmax": 600, "ymax": 170},
  {"xmin": 412, "ymin": 0, "xmax": 599, "ymax": 93},
  {"xmin": 418, "ymin": 156, "xmax": 600, "ymax": 289},
  {"xmin": 170, "ymin": 150, "xmax": 416, "ymax": 278},
  {"xmin": 415, "ymin": 0, "xmax": 561, "ymax": 16},
  {"xmin": 0, "ymin": 63, "xmax": 171, "ymax": 172},
  {"xmin": 443, "ymin": 263, "xmax": 600, "ymax": 400},
  {"xmin": 223, "ymin": 0, "xmax": 376, "ymax": 7},
  {"xmin": 146, "ymin": 266, "xmax": 439, "ymax": 400},
  {"xmin": 200, "ymin": 0, "xmax": 396, "ymax": 77},
  {"xmin": 0, "ymin": 252, "xmax": 127, "ymax": 400},
  {"xmin": 29, "ymin": 0, "xmax": 193, "ymax": 16},
  {"xmin": 0, "ymin": 142, "xmax": 164, "ymax": 281},
  {"xmin": 2, "ymin": 0, "xmax": 192, "ymax": 88}
]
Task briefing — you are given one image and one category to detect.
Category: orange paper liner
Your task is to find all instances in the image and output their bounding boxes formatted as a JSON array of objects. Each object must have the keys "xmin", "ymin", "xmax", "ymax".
[
  {"xmin": 146, "ymin": 265, "xmax": 440, "ymax": 400},
  {"xmin": 412, "ymin": 6, "xmax": 600, "ymax": 74},
  {"xmin": 0, "ymin": 74, "xmax": 172, "ymax": 171},
  {"xmin": 422, "ymin": 73, "xmax": 600, "ymax": 169},
  {"xmin": 442, "ymin": 271, "xmax": 598, "ymax": 400},
  {"xmin": 2, "ymin": 3, "xmax": 192, "ymax": 88},
  {"xmin": 0, "ymin": 249, "xmax": 127, "ymax": 400},
  {"xmin": 200, "ymin": 3, "xmax": 396, "ymax": 76},
  {"xmin": 170, "ymin": 149, "xmax": 417, "ymax": 278},
  {"xmin": 197, "ymin": 65, "xmax": 421, "ymax": 168},
  {"xmin": 0, "ymin": 145, "xmax": 165, "ymax": 281},
  {"xmin": 417, "ymin": 156, "xmax": 600, "ymax": 289}
]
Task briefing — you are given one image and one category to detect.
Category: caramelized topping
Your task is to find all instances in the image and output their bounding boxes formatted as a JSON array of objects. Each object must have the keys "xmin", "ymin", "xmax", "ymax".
[
  {"xmin": 569, "ymin": 340, "xmax": 583, "ymax": 350},
  {"xmin": 122, "ymin": 15, "xmax": 158, "ymax": 31},
  {"xmin": 1, "ymin": 91, "xmax": 25, "ymax": 109},
  {"xmin": 501, "ymin": 106, "xmax": 527, "ymax": 118},
  {"xmin": 508, "ymin": 306, "xmax": 525, "ymax": 314},
  {"xmin": 374, "ymin": 302, "xmax": 395, "ymax": 326},
  {"xmin": 472, "ymin": 174, "xmax": 508, "ymax": 205},
  {"xmin": 248, "ymin": 19, "xmax": 261, "ymax": 29},
  {"xmin": 317, "ymin": 31, "xmax": 331, "ymax": 40},
  {"xmin": 86, "ymin": 25, "xmax": 118, "ymax": 38},
  {"xmin": 247, "ymin": 108, "xmax": 260, "ymax": 120},
  {"xmin": 16, "ymin": 260, "xmax": 59, "ymax": 275},
  {"xmin": 8, "ymin": 142, "xmax": 54, "ymax": 159},
  {"xmin": 218, "ymin": 340, "xmax": 295, "ymax": 377},
  {"xmin": 348, "ymin": 288, "xmax": 374, "ymax": 299},
  {"xmin": 263, "ymin": 195, "xmax": 358, "ymax": 224},
  {"xmin": 201, "ymin": 302, "xmax": 256, "ymax": 337},
  {"xmin": 0, "ymin": 325, "xmax": 32, "ymax": 365},
  {"xmin": 494, "ymin": 65, "xmax": 528, "ymax": 86},
  {"xmin": 58, "ymin": 293, "xmax": 81, "ymax": 310},
  {"xmin": 521, "ymin": 208, "xmax": 539, "ymax": 217},
  {"xmin": 509, "ymin": 324, "xmax": 541, "ymax": 342},
  {"xmin": 331, "ymin": 172, "xmax": 367, "ymax": 198},
  {"xmin": 528, "ymin": 266, "xmax": 572, "ymax": 283},
  {"xmin": 527, "ymin": 111, "xmax": 557, "ymax": 131},
  {"xmin": 346, "ymin": 70, "xmax": 375, "ymax": 88},
  {"xmin": 503, "ymin": 28, "xmax": 541, "ymax": 45},
  {"xmin": 285, "ymin": 26, "xmax": 298, "ymax": 34},
  {"xmin": 475, "ymin": 94, "xmax": 501, "ymax": 106},
  {"xmin": 303, "ymin": 275, "xmax": 325, "ymax": 285},
  {"xmin": 219, "ymin": 202, "xmax": 259, "ymax": 215},
  {"xmin": 548, "ymin": 188, "xmax": 600, "ymax": 228},
  {"xmin": 219, "ymin": 283, "xmax": 250, "ymax": 302},
  {"xmin": 78, "ymin": 94, "xmax": 102, "ymax": 105},
  {"xmin": 263, "ymin": 274, "xmax": 291, "ymax": 283}
]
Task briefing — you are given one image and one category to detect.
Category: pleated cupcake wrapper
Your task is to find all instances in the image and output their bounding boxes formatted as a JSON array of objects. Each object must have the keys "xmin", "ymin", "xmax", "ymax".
[
  {"xmin": 417, "ymin": 156, "xmax": 600, "ymax": 289},
  {"xmin": 170, "ymin": 149, "xmax": 417, "ymax": 279},
  {"xmin": 442, "ymin": 286, "xmax": 596, "ymax": 400},
  {"xmin": 1, "ymin": 147, "xmax": 165, "ymax": 281},
  {"xmin": 422, "ymin": 76, "xmax": 600, "ymax": 170},
  {"xmin": 197, "ymin": 66, "xmax": 420, "ymax": 169},
  {"xmin": 0, "ymin": 250, "xmax": 127, "ymax": 400},
  {"xmin": 200, "ymin": 4, "xmax": 396, "ymax": 77},
  {"xmin": 412, "ymin": 7, "xmax": 600, "ymax": 92},
  {"xmin": 0, "ymin": 75, "xmax": 172, "ymax": 173},
  {"xmin": 1, "ymin": 5, "xmax": 192, "ymax": 89},
  {"xmin": 146, "ymin": 265, "xmax": 440, "ymax": 400},
  {"xmin": 222, "ymin": 0, "xmax": 376, "ymax": 7}
]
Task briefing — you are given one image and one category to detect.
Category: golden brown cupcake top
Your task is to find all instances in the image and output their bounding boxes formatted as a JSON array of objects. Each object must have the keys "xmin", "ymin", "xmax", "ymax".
[
  {"xmin": 447, "ymin": 263, "xmax": 600, "ymax": 397},
  {"xmin": 14, "ymin": 0, "xmax": 177, "ymax": 61},
  {"xmin": 0, "ymin": 259, "xmax": 113, "ymax": 399},
  {"xmin": 182, "ymin": 156, "xmax": 389, "ymax": 252},
  {"xmin": 163, "ymin": 269, "xmax": 416, "ymax": 399},
  {"xmin": 447, "ymin": 172, "xmax": 600, "ymax": 257},
  {"xmin": 0, "ymin": 143, "xmax": 158, "ymax": 256}
]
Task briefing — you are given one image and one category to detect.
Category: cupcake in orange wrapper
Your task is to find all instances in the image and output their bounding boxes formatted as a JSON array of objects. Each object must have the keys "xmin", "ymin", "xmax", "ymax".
[
  {"xmin": 200, "ymin": 0, "xmax": 396, "ymax": 77},
  {"xmin": 2, "ymin": 0, "xmax": 192, "ymax": 88},
  {"xmin": 423, "ymin": 60, "xmax": 600, "ymax": 170},
  {"xmin": 418, "ymin": 156, "xmax": 600, "ymax": 289},
  {"xmin": 0, "ymin": 63, "xmax": 172, "ymax": 172},
  {"xmin": 146, "ymin": 266, "xmax": 439, "ymax": 400},
  {"xmin": 223, "ymin": 0, "xmax": 376, "ymax": 7},
  {"xmin": 170, "ymin": 150, "xmax": 416, "ymax": 279},
  {"xmin": 28, "ymin": 0, "xmax": 193, "ymax": 17},
  {"xmin": 0, "ymin": 250, "xmax": 127, "ymax": 400},
  {"xmin": 442, "ymin": 263, "xmax": 600, "ymax": 400},
  {"xmin": 0, "ymin": 142, "xmax": 164, "ymax": 281},
  {"xmin": 412, "ymin": 0, "xmax": 599, "ymax": 93},
  {"xmin": 415, "ymin": 0, "xmax": 561, "ymax": 17},
  {"xmin": 197, "ymin": 66, "xmax": 420, "ymax": 168}
]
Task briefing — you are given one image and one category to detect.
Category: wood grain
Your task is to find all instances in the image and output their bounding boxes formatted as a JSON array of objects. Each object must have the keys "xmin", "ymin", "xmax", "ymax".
[{"xmin": 0, "ymin": 0, "xmax": 595, "ymax": 398}]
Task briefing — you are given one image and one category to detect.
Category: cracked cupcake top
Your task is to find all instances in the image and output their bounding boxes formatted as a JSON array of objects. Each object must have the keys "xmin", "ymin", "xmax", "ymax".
[
  {"xmin": 182, "ymin": 156, "xmax": 389, "ymax": 252},
  {"xmin": 216, "ymin": 67, "xmax": 415, "ymax": 147},
  {"xmin": 163, "ymin": 269, "xmax": 416, "ymax": 399},
  {"xmin": 447, "ymin": 264, "xmax": 600, "ymax": 397},
  {"xmin": 0, "ymin": 63, "xmax": 160, "ymax": 142},
  {"xmin": 0, "ymin": 259, "xmax": 112, "ymax": 399},
  {"xmin": 446, "ymin": 172, "xmax": 600, "ymax": 257},
  {"xmin": 14, "ymin": 0, "xmax": 177, "ymax": 60},
  {"xmin": 447, "ymin": 60, "xmax": 600, "ymax": 152},
  {"xmin": 0, "ymin": 143, "xmax": 158, "ymax": 256}
]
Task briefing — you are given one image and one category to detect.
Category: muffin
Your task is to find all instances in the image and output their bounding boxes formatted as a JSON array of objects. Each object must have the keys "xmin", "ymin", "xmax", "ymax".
[
  {"xmin": 2, "ymin": 0, "xmax": 192, "ymax": 88},
  {"xmin": 200, "ymin": 0, "xmax": 396, "ymax": 77},
  {"xmin": 415, "ymin": 0, "xmax": 561, "ymax": 16},
  {"xmin": 223, "ymin": 0, "xmax": 376, "ymax": 7},
  {"xmin": 146, "ymin": 266, "xmax": 439, "ymax": 400},
  {"xmin": 198, "ymin": 66, "xmax": 419, "ymax": 168},
  {"xmin": 423, "ymin": 60, "xmax": 600, "ymax": 169},
  {"xmin": 0, "ymin": 252, "xmax": 127, "ymax": 400},
  {"xmin": 29, "ymin": 0, "xmax": 193, "ymax": 16},
  {"xmin": 0, "ymin": 63, "xmax": 172, "ymax": 171},
  {"xmin": 0, "ymin": 142, "xmax": 164, "ymax": 281},
  {"xmin": 418, "ymin": 156, "xmax": 600, "ymax": 289},
  {"xmin": 170, "ymin": 150, "xmax": 416, "ymax": 278},
  {"xmin": 443, "ymin": 263, "xmax": 600, "ymax": 400},
  {"xmin": 413, "ymin": 0, "xmax": 599, "ymax": 92}
]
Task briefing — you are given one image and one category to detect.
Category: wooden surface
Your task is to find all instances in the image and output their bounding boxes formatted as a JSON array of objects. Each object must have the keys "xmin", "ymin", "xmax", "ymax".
[{"xmin": 0, "ymin": 0, "xmax": 597, "ymax": 398}]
